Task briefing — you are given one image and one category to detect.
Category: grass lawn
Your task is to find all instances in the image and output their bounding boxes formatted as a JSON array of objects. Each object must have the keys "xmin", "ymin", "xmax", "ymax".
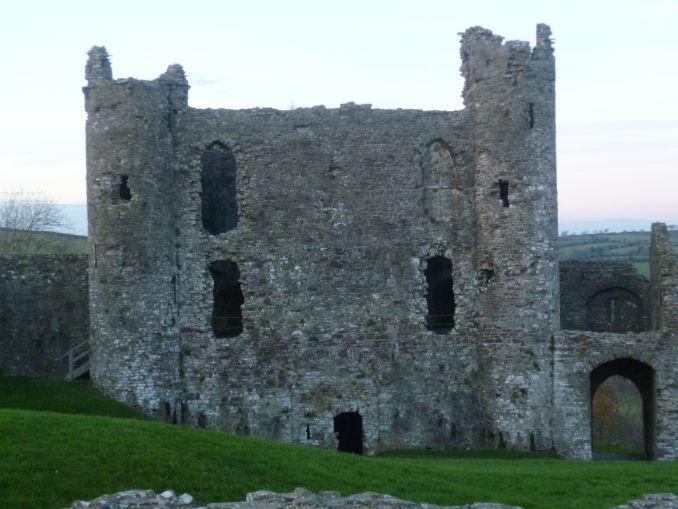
[
  {"xmin": 1, "ymin": 378, "xmax": 676, "ymax": 509},
  {"xmin": 0, "ymin": 376, "xmax": 151, "ymax": 420},
  {"xmin": 3, "ymin": 409, "xmax": 678, "ymax": 509},
  {"xmin": 592, "ymin": 443, "xmax": 644, "ymax": 458}
]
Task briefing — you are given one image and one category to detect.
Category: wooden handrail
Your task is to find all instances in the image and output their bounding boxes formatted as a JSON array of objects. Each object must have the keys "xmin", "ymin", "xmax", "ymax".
[
  {"xmin": 63, "ymin": 340, "xmax": 90, "ymax": 357},
  {"xmin": 64, "ymin": 340, "xmax": 90, "ymax": 381}
]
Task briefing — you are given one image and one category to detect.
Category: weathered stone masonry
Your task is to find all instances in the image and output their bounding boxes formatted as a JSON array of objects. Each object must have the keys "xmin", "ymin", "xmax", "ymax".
[
  {"xmin": 77, "ymin": 24, "xmax": 678, "ymax": 459},
  {"xmin": 0, "ymin": 255, "xmax": 88, "ymax": 377}
]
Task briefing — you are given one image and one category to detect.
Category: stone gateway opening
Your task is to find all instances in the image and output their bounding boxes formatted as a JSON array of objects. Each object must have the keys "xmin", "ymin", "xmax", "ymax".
[
  {"xmin": 592, "ymin": 375, "xmax": 643, "ymax": 454},
  {"xmin": 201, "ymin": 143, "xmax": 239, "ymax": 235},
  {"xmin": 424, "ymin": 256, "xmax": 455, "ymax": 333},
  {"xmin": 333, "ymin": 411, "xmax": 363, "ymax": 455},
  {"xmin": 209, "ymin": 261, "xmax": 244, "ymax": 338},
  {"xmin": 590, "ymin": 358, "xmax": 656, "ymax": 460}
]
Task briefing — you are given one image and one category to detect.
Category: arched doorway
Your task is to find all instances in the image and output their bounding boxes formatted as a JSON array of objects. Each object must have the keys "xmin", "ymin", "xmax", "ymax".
[
  {"xmin": 590, "ymin": 358, "xmax": 656, "ymax": 460},
  {"xmin": 333, "ymin": 411, "xmax": 363, "ymax": 455}
]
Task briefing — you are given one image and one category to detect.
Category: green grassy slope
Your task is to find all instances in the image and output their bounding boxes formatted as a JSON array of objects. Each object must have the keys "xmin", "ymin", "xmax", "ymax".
[
  {"xmin": 2, "ymin": 409, "xmax": 678, "ymax": 509},
  {"xmin": 0, "ymin": 377, "xmax": 151, "ymax": 420}
]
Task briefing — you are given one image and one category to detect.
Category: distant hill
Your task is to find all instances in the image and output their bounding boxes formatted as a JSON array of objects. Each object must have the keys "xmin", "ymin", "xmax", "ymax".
[
  {"xmin": 559, "ymin": 230, "xmax": 678, "ymax": 278},
  {"xmin": 1, "ymin": 226, "xmax": 677, "ymax": 275},
  {"xmin": 559, "ymin": 218, "xmax": 678, "ymax": 235},
  {"xmin": 0, "ymin": 228, "xmax": 87, "ymax": 255}
]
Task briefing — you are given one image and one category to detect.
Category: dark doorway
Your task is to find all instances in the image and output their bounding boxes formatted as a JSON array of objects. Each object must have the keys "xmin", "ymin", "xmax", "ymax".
[
  {"xmin": 201, "ymin": 143, "xmax": 239, "ymax": 235},
  {"xmin": 334, "ymin": 411, "xmax": 363, "ymax": 455},
  {"xmin": 209, "ymin": 261, "xmax": 244, "ymax": 338},
  {"xmin": 590, "ymin": 358, "xmax": 656, "ymax": 460},
  {"xmin": 424, "ymin": 256, "xmax": 455, "ymax": 333}
]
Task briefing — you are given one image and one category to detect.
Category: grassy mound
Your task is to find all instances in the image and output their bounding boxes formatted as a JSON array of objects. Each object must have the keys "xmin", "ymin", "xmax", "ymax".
[
  {"xmin": 1, "ymin": 378, "xmax": 677, "ymax": 509},
  {"xmin": 0, "ymin": 377, "xmax": 150, "ymax": 420},
  {"xmin": 592, "ymin": 443, "xmax": 645, "ymax": 458},
  {"xmin": 1, "ymin": 409, "xmax": 677, "ymax": 509}
]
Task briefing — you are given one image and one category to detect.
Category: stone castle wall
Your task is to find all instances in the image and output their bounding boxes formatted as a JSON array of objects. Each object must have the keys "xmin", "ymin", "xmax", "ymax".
[
  {"xmin": 83, "ymin": 25, "xmax": 559, "ymax": 453},
  {"xmin": 76, "ymin": 24, "xmax": 678, "ymax": 459},
  {"xmin": 1, "ymin": 23, "xmax": 677, "ymax": 460},
  {"xmin": 0, "ymin": 254, "xmax": 88, "ymax": 377},
  {"xmin": 560, "ymin": 260, "xmax": 651, "ymax": 332}
]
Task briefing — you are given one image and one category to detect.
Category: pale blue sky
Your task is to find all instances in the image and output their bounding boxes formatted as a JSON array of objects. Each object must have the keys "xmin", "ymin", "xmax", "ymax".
[{"xmin": 1, "ymin": 0, "xmax": 676, "ymax": 234}]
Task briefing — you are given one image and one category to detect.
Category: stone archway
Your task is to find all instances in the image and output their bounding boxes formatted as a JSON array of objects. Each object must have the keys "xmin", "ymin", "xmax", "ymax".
[{"xmin": 590, "ymin": 358, "xmax": 656, "ymax": 460}]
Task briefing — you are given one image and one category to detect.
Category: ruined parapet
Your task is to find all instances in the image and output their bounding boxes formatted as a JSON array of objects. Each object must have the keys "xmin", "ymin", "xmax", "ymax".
[
  {"xmin": 159, "ymin": 63, "xmax": 190, "ymax": 113},
  {"xmin": 650, "ymin": 223, "xmax": 678, "ymax": 331},
  {"xmin": 84, "ymin": 48, "xmax": 181, "ymax": 419},
  {"xmin": 85, "ymin": 46, "xmax": 113, "ymax": 86},
  {"xmin": 461, "ymin": 24, "xmax": 558, "ymax": 450}
]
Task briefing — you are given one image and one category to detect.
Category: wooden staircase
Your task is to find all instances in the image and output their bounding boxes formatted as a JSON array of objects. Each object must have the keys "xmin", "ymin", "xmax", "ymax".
[{"xmin": 64, "ymin": 340, "xmax": 90, "ymax": 381}]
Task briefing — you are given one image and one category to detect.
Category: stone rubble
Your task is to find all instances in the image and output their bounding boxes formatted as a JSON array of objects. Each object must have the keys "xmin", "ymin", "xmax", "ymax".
[{"xmin": 63, "ymin": 488, "xmax": 678, "ymax": 509}]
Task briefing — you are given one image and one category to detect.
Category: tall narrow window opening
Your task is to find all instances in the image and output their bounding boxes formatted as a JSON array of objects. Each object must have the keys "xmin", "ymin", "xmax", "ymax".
[
  {"xmin": 424, "ymin": 256, "xmax": 455, "ymax": 333},
  {"xmin": 528, "ymin": 103, "xmax": 534, "ymax": 129},
  {"xmin": 334, "ymin": 412, "xmax": 363, "ymax": 455},
  {"xmin": 209, "ymin": 261, "xmax": 244, "ymax": 338},
  {"xmin": 201, "ymin": 143, "xmax": 239, "ymax": 235},
  {"xmin": 499, "ymin": 180, "xmax": 510, "ymax": 207},
  {"xmin": 609, "ymin": 298, "xmax": 616, "ymax": 323},
  {"xmin": 119, "ymin": 175, "xmax": 131, "ymax": 200}
]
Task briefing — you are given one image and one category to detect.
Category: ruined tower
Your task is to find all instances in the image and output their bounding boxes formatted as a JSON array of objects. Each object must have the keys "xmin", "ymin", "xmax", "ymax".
[
  {"xmin": 81, "ymin": 25, "xmax": 576, "ymax": 456},
  {"xmin": 84, "ymin": 47, "xmax": 187, "ymax": 419},
  {"xmin": 461, "ymin": 25, "xmax": 558, "ymax": 450}
]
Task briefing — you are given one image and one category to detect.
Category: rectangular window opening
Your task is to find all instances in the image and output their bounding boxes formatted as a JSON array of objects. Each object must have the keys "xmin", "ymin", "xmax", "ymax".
[
  {"xmin": 609, "ymin": 298, "xmax": 616, "ymax": 323},
  {"xmin": 119, "ymin": 175, "xmax": 132, "ymax": 201},
  {"xmin": 424, "ymin": 256, "xmax": 455, "ymax": 333},
  {"xmin": 528, "ymin": 103, "xmax": 534, "ymax": 129},
  {"xmin": 499, "ymin": 180, "xmax": 510, "ymax": 207}
]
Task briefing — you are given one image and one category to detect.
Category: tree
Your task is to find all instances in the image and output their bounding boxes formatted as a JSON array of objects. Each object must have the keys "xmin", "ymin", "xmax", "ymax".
[
  {"xmin": 0, "ymin": 189, "xmax": 74, "ymax": 254},
  {"xmin": 592, "ymin": 382, "xmax": 617, "ymax": 441}
]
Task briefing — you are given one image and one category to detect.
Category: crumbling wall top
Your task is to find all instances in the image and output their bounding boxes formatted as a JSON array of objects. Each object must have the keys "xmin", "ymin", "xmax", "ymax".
[
  {"xmin": 459, "ymin": 24, "xmax": 554, "ymax": 106},
  {"xmin": 159, "ymin": 64, "xmax": 188, "ymax": 86},
  {"xmin": 85, "ymin": 46, "xmax": 112, "ymax": 86}
]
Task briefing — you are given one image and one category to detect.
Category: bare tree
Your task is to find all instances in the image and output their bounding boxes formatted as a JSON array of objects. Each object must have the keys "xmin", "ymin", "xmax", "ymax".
[{"xmin": 0, "ymin": 189, "xmax": 74, "ymax": 254}]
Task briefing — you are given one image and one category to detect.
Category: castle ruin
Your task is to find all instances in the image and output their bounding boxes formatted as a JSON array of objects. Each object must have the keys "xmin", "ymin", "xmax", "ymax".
[{"xmin": 1, "ymin": 24, "xmax": 677, "ymax": 460}]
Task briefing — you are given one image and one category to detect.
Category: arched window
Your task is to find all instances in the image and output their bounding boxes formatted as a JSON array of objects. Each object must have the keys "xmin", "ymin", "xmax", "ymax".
[
  {"xmin": 201, "ymin": 143, "xmax": 239, "ymax": 235},
  {"xmin": 421, "ymin": 140, "xmax": 455, "ymax": 222},
  {"xmin": 424, "ymin": 256, "xmax": 455, "ymax": 332},
  {"xmin": 209, "ymin": 261, "xmax": 244, "ymax": 338},
  {"xmin": 586, "ymin": 287, "xmax": 644, "ymax": 332}
]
